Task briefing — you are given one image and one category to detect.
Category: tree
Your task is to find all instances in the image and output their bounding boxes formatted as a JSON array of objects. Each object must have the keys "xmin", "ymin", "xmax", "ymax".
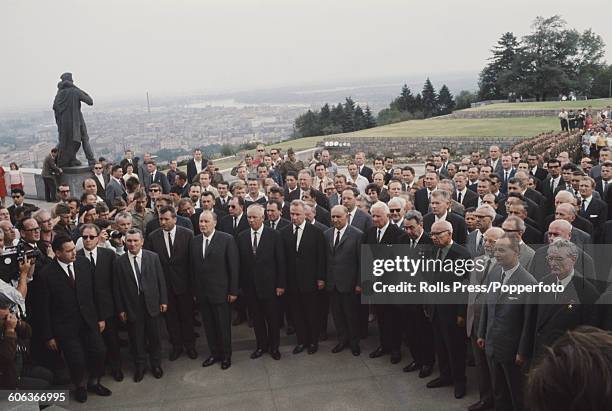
[
  {"xmin": 454, "ymin": 90, "xmax": 477, "ymax": 110},
  {"xmin": 364, "ymin": 106, "xmax": 376, "ymax": 128},
  {"xmin": 391, "ymin": 84, "xmax": 416, "ymax": 113},
  {"xmin": 478, "ymin": 32, "xmax": 521, "ymax": 100},
  {"xmin": 353, "ymin": 106, "xmax": 366, "ymax": 130},
  {"xmin": 437, "ymin": 85, "xmax": 455, "ymax": 114},
  {"xmin": 319, "ymin": 103, "xmax": 331, "ymax": 130},
  {"xmin": 342, "ymin": 97, "xmax": 356, "ymax": 132},
  {"xmin": 421, "ymin": 78, "xmax": 438, "ymax": 118}
]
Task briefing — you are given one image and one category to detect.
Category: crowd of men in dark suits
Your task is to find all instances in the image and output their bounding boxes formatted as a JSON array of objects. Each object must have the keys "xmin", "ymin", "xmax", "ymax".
[{"xmin": 2, "ymin": 142, "xmax": 612, "ymax": 410}]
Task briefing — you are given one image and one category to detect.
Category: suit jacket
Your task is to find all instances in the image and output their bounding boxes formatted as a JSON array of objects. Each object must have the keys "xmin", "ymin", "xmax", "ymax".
[
  {"xmin": 91, "ymin": 173, "xmax": 108, "ymax": 200},
  {"xmin": 38, "ymin": 258, "xmax": 99, "ymax": 341},
  {"xmin": 324, "ymin": 225, "xmax": 363, "ymax": 293},
  {"xmin": 541, "ymin": 176, "xmax": 565, "ymax": 213},
  {"xmin": 530, "ymin": 166, "xmax": 548, "ymax": 182},
  {"xmin": 7, "ymin": 203, "xmax": 35, "ymax": 225},
  {"xmin": 579, "ymin": 197, "xmax": 607, "ymax": 238},
  {"xmin": 350, "ymin": 208, "xmax": 373, "ymax": 234},
  {"xmin": 423, "ymin": 212, "xmax": 467, "ymax": 245},
  {"xmin": 466, "ymin": 256, "xmax": 496, "ymax": 337},
  {"xmin": 120, "ymin": 158, "xmax": 139, "ymax": 174},
  {"xmin": 533, "ymin": 273, "xmax": 600, "ymax": 358},
  {"xmin": 113, "ymin": 249, "xmax": 168, "ymax": 319},
  {"xmin": 77, "ymin": 247, "xmax": 116, "ymax": 320},
  {"xmin": 328, "ymin": 192, "xmax": 341, "ymax": 208},
  {"xmin": 453, "ymin": 189, "xmax": 478, "ymax": 210},
  {"xmin": 280, "ymin": 222, "xmax": 326, "ymax": 294},
  {"xmin": 529, "ymin": 244, "xmax": 596, "ymax": 282},
  {"xmin": 594, "ymin": 177, "xmax": 612, "ymax": 200},
  {"xmin": 498, "ymin": 168, "xmax": 516, "ymax": 194},
  {"xmin": 218, "ymin": 213, "xmax": 249, "ymax": 238},
  {"xmin": 489, "ymin": 158, "xmax": 504, "ymax": 175},
  {"xmin": 146, "ymin": 170, "xmax": 171, "ymax": 194},
  {"xmin": 523, "ymin": 223, "xmax": 544, "ymax": 248},
  {"xmin": 105, "ymin": 178, "xmax": 125, "ymax": 208},
  {"xmin": 215, "ymin": 196, "xmax": 232, "ymax": 214},
  {"xmin": 41, "ymin": 154, "xmax": 61, "ymax": 177},
  {"xmin": 187, "ymin": 158, "xmax": 208, "ymax": 184},
  {"xmin": 478, "ymin": 265, "xmax": 537, "ymax": 361},
  {"xmin": 543, "ymin": 213, "xmax": 593, "ymax": 236},
  {"xmin": 414, "ymin": 188, "xmax": 432, "ymax": 216},
  {"xmin": 287, "ymin": 188, "xmax": 330, "ymax": 210},
  {"xmin": 145, "ymin": 214, "xmax": 193, "ymax": 236},
  {"xmin": 359, "ymin": 165, "xmax": 373, "ymax": 182},
  {"xmin": 519, "ymin": 242, "xmax": 535, "ymax": 268},
  {"xmin": 524, "ymin": 187, "xmax": 546, "ymax": 208},
  {"xmin": 237, "ymin": 226, "xmax": 285, "ymax": 300},
  {"xmin": 466, "ymin": 229, "xmax": 485, "ymax": 257},
  {"xmin": 145, "ymin": 226, "xmax": 193, "ymax": 295},
  {"xmin": 315, "ymin": 204, "xmax": 331, "ymax": 227},
  {"xmin": 190, "ymin": 231, "xmax": 239, "ymax": 304},
  {"xmin": 264, "ymin": 217, "xmax": 291, "ymax": 231}
]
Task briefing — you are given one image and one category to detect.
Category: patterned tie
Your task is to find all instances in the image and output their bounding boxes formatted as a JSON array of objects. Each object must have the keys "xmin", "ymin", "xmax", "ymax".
[{"xmin": 252, "ymin": 231, "xmax": 258, "ymax": 255}]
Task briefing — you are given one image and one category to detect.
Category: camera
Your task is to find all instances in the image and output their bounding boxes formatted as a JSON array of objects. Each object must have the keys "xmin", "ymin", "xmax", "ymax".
[
  {"xmin": 106, "ymin": 229, "xmax": 123, "ymax": 239},
  {"xmin": 0, "ymin": 243, "xmax": 40, "ymax": 282}
]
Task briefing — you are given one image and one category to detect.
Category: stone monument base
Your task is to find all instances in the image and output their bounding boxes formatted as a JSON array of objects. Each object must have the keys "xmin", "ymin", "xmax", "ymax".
[{"xmin": 58, "ymin": 165, "xmax": 92, "ymax": 199}]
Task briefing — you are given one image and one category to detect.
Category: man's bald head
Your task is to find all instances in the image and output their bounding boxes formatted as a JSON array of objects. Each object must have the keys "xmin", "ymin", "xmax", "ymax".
[
  {"xmin": 431, "ymin": 220, "xmax": 453, "ymax": 234},
  {"xmin": 548, "ymin": 219, "xmax": 572, "ymax": 243},
  {"xmin": 555, "ymin": 203, "xmax": 576, "ymax": 222}
]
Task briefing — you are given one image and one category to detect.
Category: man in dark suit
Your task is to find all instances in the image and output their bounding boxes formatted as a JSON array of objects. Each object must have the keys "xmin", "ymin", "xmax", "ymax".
[
  {"xmin": 186, "ymin": 148, "xmax": 208, "ymax": 184},
  {"xmin": 527, "ymin": 153, "xmax": 548, "ymax": 182},
  {"xmin": 414, "ymin": 172, "xmax": 438, "ymax": 215},
  {"xmin": 497, "ymin": 155, "xmax": 516, "ymax": 194},
  {"xmin": 425, "ymin": 220, "xmax": 471, "ymax": 399},
  {"xmin": 218, "ymin": 196, "xmax": 249, "ymax": 238},
  {"xmin": 143, "ymin": 160, "xmax": 170, "ymax": 194},
  {"xmin": 355, "ymin": 151, "xmax": 373, "ymax": 182},
  {"xmin": 578, "ymin": 176, "xmax": 607, "ymax": 239},
  {"xmin": 453, "ymin": 172, "xmax": 479, "ymax": 210},
  {"xmin": 38, "ymin": 236, "xmax": 110, "ymax": 403},
  {"xmin": 325, "ymin": 205, "xmax": 362, "ymax": 356},
  {"xmin": 423, "ymin": 190, "xmax": 467, "ymax": 245},
  {"xmin": 145, "ymin": 206, "xmax": 196, "ymax": 361},
  {"xmin": 365, "ymin": 201, "xmax": 405, "ymax": 364},
  {"xmin": 400, "ymin": 210, "xmax": 435, "ymax": 378},
  {"xmin": 341, "ymin": 187, "xmax": 372, "ymax": 233},
  {"xmin": 105, "ymin": 165, "xmax": 126, "ymax": 208},
  {"xmin": 77, "ymin": 224, "xmax": 123, "ymax": 382},
  {"xmin": 237, "ymin": 204, "xmax": 285, "ymax": 360},
  {"xmin": 268, "ymin": 186, "xmax": 290, "ymax": 220},
  {"xmin": 91, "ymin": 162, "xmax": 108, "ymax": 201},
  {"xmin": 119, "ymin": 149, "xmax": 138, "ymax": 174},
  {"xmin": 265, "ymin": 199, "xmax": 291, "ymax": 231},
  {"xmin": 541, "ymin": 159, "xmax": 564, "ymax": 215},
  {"xmin": 190, "ymin": 210, "xmax": 239, "ymax": 370},
  {"xmin": 531, "ymin": 240, "xmax": 600, "ymax": 360},
  {"xmin": 477, "ymin": 234, "xmax": 537, "ymax": 411},
  {"xmin": 280, "ymin": 199, "xmax": 326, "ymax": 355},
  {"xmin": 287, "ymin": 170, "xmax": 330, "ymax": 210},
  {"xmin": 7, "ymin": 189, "xmax": 35, "ymax": 225},
  {"xmin": 114, "ymin": 228, "xmax": 168, "ymax": 382}
]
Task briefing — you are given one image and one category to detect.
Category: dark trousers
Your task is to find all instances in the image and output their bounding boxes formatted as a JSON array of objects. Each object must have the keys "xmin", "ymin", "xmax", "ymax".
[
  {"xmin": 247, "ymin": 293, "xmax": 280, "ymax": 351},
  {"xmin": 126, "ymin": 298, "xmax": 162, "ymax": 369},
  {"xmin": 471, "ymin": 333, "xmax": 493, "ymax": 405},
  {"xmin": 359, "ymin": 303, "xmax": 369, "ymax": 338},
  {"xmin": 101, "ymin": 316, "xmax": 121, "ymax": 371},
  {"xmin": 432, "ymin": 312, "xmax": 467, "ymax": 385},
  {"xmin": 375, "ymin": 304, "xmax": 403, "ymax": 353},
  {"xmin": 489, "ymin": 357, "xmax": 525, "ymax": 411},
  {"xmin": 289, "ymin": 292, "xmax": 318, "ymax": 346},
  {"xmin": 279, "ymin": 294, "xmax": 294, "ymax": 328},
  {"xmin": 330, "ymin": 289, "xmax": 360, "ymax": 349},
  {"xmin": 42, "ymin": 176, "xmax": 57, "ymax": 202},
  {"xmin": 200, "ymin": 300, "xmax": 232, "ymax": 359},
  {"xmin": 404, "ymin": 305, "xmax": 434, "ymax": 366},
  {"xmin": 56, "ymin": 324, "xmax": 106, "ymax": 386},
  {"xmin": 165, "ymin": 289, "xmax": 195, "ymax": 349},
  {"xmin": 317, "ymin": 289, "xmax": 329, "ymax": 335}
]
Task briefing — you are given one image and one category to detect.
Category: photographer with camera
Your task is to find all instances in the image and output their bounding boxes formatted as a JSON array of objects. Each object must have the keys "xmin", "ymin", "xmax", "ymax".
[
  {"xmin": 109, "ymin": 211, "xmax": 133, "ymax": 256},
  {"xmin": 0, "ymin": 230, "xmax": 33, "ymax": 313}
]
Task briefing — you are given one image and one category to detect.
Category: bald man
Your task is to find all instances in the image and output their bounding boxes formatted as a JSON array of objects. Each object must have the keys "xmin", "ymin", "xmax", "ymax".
[
  {"xmin": 542, "ymin": 192, "xmax": 594, "ymax": 235},
  {"xmin": 528, "ymin": 220, "xmax": 597, "ymax": 283},
  {"xmin": 425, "ymin": 220, "xmax": 472, "ymax": 399},
  {"xmin": 548, "ymin": 203, "xmax": 592, "ymax": 250}
]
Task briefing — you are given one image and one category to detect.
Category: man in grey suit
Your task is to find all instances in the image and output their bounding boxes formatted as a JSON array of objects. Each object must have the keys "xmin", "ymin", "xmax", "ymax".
[
  {"xmin": 466, "ymin": 227, "xmax": 503, "ymax": 411},
  {"xmin": 467, "ymin": 205, "xmax": 495, "ymax": 257},
  {"xmin": 324, "ymin": 205, "xmax": 362, "ymax": 356},
  {"xmin": 477, "ymin": 234, "xmax": 537, "ymax": 411},
  {"xmin": 105, "ymin": 165, "xmax": 126, "ymax": 208},
  {"xmin": 501, "ymin": 216, "xmax": 535, "ymax": 269},
  {"xmin": 191, "ymin": 210, "xmax": 239, "ymax": 370},
  {"xmin": 113, "ymin": 228, "xmax": 168, "ymax": 382},
  {"xmin": 341, "ymin": 187, "xmax": 372, "ymax": 233}
]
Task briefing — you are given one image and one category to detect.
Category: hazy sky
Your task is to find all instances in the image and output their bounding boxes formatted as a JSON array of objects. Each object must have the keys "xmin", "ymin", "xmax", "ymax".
[{"xmin": 1, "ymin": 0, "xmax": 610, "ymax": 110}]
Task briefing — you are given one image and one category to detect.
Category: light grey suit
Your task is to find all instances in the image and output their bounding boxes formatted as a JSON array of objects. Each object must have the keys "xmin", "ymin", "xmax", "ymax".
[
  {"xmin": 466, "ymin": 230, "xmax": 485, "ymax": 258},
  {"xmin": 349, "ymin": 208, "xmax": 372, "ymax": 234},
  {"xmin": 105, "ymin": 178, "xmax": 125, "ymax": 208},
  {"xmin": 518, "ymin": 242, "xmax": 535, "ymax": 269}
]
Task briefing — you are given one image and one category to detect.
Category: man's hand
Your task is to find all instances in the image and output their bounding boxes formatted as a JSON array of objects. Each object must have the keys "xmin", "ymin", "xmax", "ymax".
[
  {"xmin": 98, "ymin": 320, "xmax": 106, "ymax": 333},
  {"xmin": 119, "ymin": 312, "xmax": 127, "ymax": 322},
  {"xmin": 227, "ymin": 295, "xmax": 237, "ymax": 303},
  {"xmin": 160, "ymin": 304, "xmax": 168, "ymax": 313},
  {"xmin": 456, "ymin": 316, "xmax": 465, "ymax": 327},
  {"xmin": 99, "ymin": 230, "xmax": 109, "ymax": 242},
  {"xmin": 477, "ymin": 338, "xmax": 485, "ymax": 350},
  {"xmin": 18, "ymin": 258, "xmax": 32, "ymax": 279},
  {"xmin": 276, "ymin": 288, "xmax": 285, "ymax": 296},
  {"xmin": 46, "ymin": 338, "xmax": 58, "ymax": 351},
  {"xmin": 317, "ymin": 280, "xmax": 325, "ymax": 290},
  {"xmin": 4, "ymin": 313, "xmax": 17, "ymax": 332},
  {"xmin": 515, "ymin": 354, "xmax": 526, "ymax": 366},
  {"xmin": 355, "ymin": 286, "xmax": 362, "ymax": 294}
]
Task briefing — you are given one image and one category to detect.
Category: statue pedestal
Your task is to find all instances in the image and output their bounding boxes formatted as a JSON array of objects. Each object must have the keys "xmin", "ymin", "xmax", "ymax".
[{"xmin": 58, "ymin": 166, "xmax": 92, "ymax": 199}]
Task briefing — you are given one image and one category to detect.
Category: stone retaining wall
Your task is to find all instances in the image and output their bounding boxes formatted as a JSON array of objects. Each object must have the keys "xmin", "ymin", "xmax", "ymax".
[{"xmin": 447, "ymin": 110, "xmax": 560, "ymax": 119}]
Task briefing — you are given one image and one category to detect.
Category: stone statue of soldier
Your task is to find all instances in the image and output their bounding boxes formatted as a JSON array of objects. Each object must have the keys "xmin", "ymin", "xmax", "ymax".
[{"xmin": 52, "ymin": 73, "xmax": 96, "ymax": 167}]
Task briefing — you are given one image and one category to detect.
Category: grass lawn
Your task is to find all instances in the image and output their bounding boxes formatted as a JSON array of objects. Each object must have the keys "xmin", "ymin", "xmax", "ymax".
[
  {"xmin": 209, "ymin": 117, "xmax": 558, "ymax": 170},
  {"xmin": 464, "ymin": 98, "xmax": 612, "ymax": 111}
]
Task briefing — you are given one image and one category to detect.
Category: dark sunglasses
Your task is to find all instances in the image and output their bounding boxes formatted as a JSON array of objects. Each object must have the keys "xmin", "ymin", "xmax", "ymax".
[
  {"xmin": 82, "ymin": 235, "xmax": 98, "ymax": 240},
  {"xmin": 389, "ymin": 208, "xmax": 401, "ymax": 212},
  {"xmin": 59, "ymin": 190, "xmax": 70, "ymax": 193},
  {"xmin": 149, "ymin": 189, "xmax": 160, "ymax": 192}
]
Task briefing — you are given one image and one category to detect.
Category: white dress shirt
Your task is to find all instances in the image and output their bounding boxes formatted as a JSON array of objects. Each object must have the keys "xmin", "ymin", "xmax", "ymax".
[
  {"xmin": 57, "ymin": 260, "xmax": 75, "ymax": 280},
  {"xmin": 163, "ymin": 226, "xmax": 177, "ymax": 257},
  {"xmin": 94, "ymin": 172, "xmax": 106, "ymax": 189},
  {"xmin": 202, "ymin": 230, "xmax": 215, "ymax": 257},
  {"xmin": 85, "ymin": 247, "xmax": 98, "ymax": 265},
  {"xmin": 376, "ymin": 221, "xmax": 390, "ymax": 243},
  {"xmin": 294, "ymin": 221, "xmax": 306, "ymax": 251},
  {"xmin": 435, "ymin": 211, "xmax": 448, "ymax": 222}
]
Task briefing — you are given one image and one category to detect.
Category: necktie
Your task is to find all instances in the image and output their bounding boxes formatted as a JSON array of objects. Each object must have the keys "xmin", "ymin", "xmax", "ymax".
[
  {"xmin": 319, "ymin": 181, "xmax": 323, "ymax": 192},
  {"xmin": 477, "ymin": 234, "xmax": 484, "ymax": 253},
  {"xmin": 481, "ymin": 259, "xmax": 491, "ymax": 283},
  {"xmin": 271, "ymin": 221, "xmax": 276, "ymax": 230},
  {"xmin": 167, "ymin": 231, "xmax": 173, "ymax": 257},
  {"xmin": 348, "ymin": 213, "xmax": 353, "ymax": 226},
  {"xmin": 334, "ymin": 230, "xmax": 341, "ymax": 248},
  {"xmin": 67, "ymin": 264, "xmax": 75, "ymax": 285},
  {"xmin": 233, "ymin": 217, "xmax": 238, "ymax": 230},
  {"xmin": 504, "ymin": 171, "xmax": 508, "ymax": 183},
  {"xmin": 252, "ymin": 231, "xmax": 258, "ymax": 254},
  {"xmin": 410, "ymin": 239, "xmax": 415, "ymax": 248},
  {"xmin": 90, "ymin": 252, "xmax": 96, "ymax": 270},
  {"xmin": 581, "ymin": 199, "xmax": 587, "ymax": 214},
  {"xmin": 604, "ymin": 181, "xmax": 608, "ymax": 200},
  {"xmin": 133, "ymin": 256, "xmax": 142, "ymax": 293},
  {"xmin": 500, "ymin": 271, "xmax": 506, "ymax": 285},
  {"xmin": 294, "ymin": 225, "xmax": 300, "ymax": 251},
  {"xmin": 457, "ymin": 191, "xmax": 462, "ymax": 204},
  {"xmin": 376, "ymin": 229, "xmax": 382, "ymax": 243},
  {"xmin": 203, "ymin": 238, "xmax": 209, "ymax": 257}
]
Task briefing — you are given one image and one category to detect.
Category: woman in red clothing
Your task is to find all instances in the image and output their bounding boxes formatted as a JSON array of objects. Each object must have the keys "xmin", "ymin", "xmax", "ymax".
[{"xmin": 0, "ymin": 163, "xmax": 7, "ymax": 206}]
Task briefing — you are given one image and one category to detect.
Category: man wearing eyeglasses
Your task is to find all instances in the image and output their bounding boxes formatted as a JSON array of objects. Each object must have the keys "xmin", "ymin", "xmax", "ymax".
[
  {"xmin": 7, "ymin": 189, "xmax": 34, "ymax": 225},
  {"xmin": 77, "ymin": 223, "xmax": 123, "ymax": 382}
]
